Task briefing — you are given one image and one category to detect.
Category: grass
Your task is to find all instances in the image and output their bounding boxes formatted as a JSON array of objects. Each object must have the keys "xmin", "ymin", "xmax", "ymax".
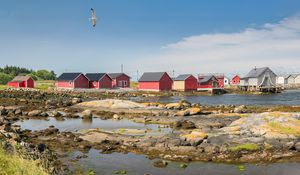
[
  {"xmin": 130, "ymin": 81, "xmax": 138, "ymax": 89},
  {"xmin": 229, "ymin": 143, "xmax": 259, "ymax": 152},
  {"xmin": 35, "ymin": 80, "xmax": 55, "ymax": 90},
  {"xmin": 0, "ymin": 147, "xmax": 47, "ymax": 175}
]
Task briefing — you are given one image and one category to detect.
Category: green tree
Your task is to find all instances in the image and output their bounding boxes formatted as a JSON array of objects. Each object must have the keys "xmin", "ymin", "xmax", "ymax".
[
  {"xmin": 0, "ymin": 73, "xmax": 13, "ymax": 85},
  {"xmin": 35, "ymin": 70, "xmax": 56, "ymax": 80}
]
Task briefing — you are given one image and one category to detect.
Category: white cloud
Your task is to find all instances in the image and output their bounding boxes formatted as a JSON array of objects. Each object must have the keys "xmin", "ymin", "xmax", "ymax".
[{"xmin": 137, "ymin": 14, "xmax": 300, "ymax": 76}]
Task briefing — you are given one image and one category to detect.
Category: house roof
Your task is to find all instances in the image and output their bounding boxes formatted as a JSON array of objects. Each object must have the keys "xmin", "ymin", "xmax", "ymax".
[
  {"xmin": 85, "ymin": 73, "xmax": 109, "ymax": 81},
  {"xmin": 139, "ymin": 72, "xmax": 168, "ymax": 82},
  {"xmin": 277, "ymin": 74, "xmax": 291, "ymax": 79},
  {"xmin": 173, "ymin": 74, "xmax": 194, "ymax": 81},
  {"xmin": 108, "ymin": 73, "xmax": 130, "ymax": 79},
  {"xmin": 199, "ymin": 75, "xmax": 216, "ymax": 83},
  {"xmin": 10, "ymin": 76, "xmax": 32, "ymax": 82},
  {"xmin": 57, "ymin": 73, "xmax": 83, "ymax": 81},
  {"xmin": 242, "ymin": 67, "xmax": 271, "ymax": 79}
]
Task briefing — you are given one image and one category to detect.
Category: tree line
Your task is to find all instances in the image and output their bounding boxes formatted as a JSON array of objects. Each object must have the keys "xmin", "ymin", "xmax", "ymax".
[{"xmin": 0, "ymin": 66, "xmax": 56, "ymax": 84}]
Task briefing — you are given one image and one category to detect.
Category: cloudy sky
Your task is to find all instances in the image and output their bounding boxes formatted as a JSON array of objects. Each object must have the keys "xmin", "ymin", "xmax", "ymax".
[{"xmin": 1, "ymin": 0, "xmax": 300, "ymax": 79}]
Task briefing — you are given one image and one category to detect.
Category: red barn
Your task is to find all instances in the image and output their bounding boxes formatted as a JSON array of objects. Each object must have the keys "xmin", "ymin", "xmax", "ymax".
[
  {"xmin": 85, "ymin": 73, "xmax": 112, "ymax": 89},
  {"xmin": 108, "ymin": 73, "xmax": 130, "ymax": 88},
  {"xmin": 173, "ymin": 74, "xmax": 197, "ymax": 91},
  {"xmin": 198, "ymin": 75, "xmax": 218, "ymax": 90},
  {"xmin": 231, "ymin": 75, "xmax": 241, "ymax": 85},
  {"xmin": 8, "ymin": 76, "xmax": 34, "ymax": 88},
  {"xmin": 56, "ymin": 73, "xmax": 89, "ymax": 89},
  {"xmin": 138, "ymin": 72, "xmax": 173, "ymax": 91}
]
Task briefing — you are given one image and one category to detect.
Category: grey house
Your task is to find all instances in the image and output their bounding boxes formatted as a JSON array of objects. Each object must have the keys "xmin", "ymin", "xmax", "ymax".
[{"xmin": 239, "ymin": 67, "xmax": 277, "ymax": 92}]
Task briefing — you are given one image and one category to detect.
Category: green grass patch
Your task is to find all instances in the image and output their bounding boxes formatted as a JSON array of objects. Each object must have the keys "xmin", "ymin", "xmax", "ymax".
[
  {"xmin": 0, "ymin": 147, "xmax": 47, "ymax": 175},
  {"xmin": 230, "ymin": 143, "xmax": 259, "ymax": 152},
  {"xmin": 0, "ymin": 85, "xmax": 8, "ymax": 90},
  {"xmin": 35, "ymin": 80, "xmax": 55, "ymax": 90}
]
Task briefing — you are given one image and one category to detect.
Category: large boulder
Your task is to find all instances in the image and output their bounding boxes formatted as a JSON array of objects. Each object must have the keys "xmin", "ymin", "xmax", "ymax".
[
  {"xmin": 28, "ymin": 110, "xmax": 42, "ymax": 117},
  {"xmin": 172, "ymin": 120, "xmax": 196, "ymax": 129},
  {"xmin": 186, "ymin": 107, "xmax": 201, "ymax": 115},
  {"xmin": 81, "ymin": 110, "xmax": 92, "ymax": 119}
]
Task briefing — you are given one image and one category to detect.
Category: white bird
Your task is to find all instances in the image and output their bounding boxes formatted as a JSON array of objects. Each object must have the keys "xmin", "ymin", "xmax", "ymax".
[{"xmin": 90, "ymin": 8, "xmax": 97, "ymax": 27}]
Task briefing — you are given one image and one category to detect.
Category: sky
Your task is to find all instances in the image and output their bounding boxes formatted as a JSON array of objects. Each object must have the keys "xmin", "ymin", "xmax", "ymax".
[{"xmin": 1, "ymin": 0, "xmax": 300, "ymax": 80}]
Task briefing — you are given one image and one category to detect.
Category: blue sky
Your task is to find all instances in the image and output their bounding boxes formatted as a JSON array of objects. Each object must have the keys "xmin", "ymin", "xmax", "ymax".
[{"xmin": 1, "ymin": 0, "xmax": 300, "ymax": 79}]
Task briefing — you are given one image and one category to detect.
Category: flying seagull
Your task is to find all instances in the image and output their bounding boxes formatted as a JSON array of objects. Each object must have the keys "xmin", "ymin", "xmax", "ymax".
[{"xmin": 90, "ymin": 8, "xmax": 97, "ymax": 27}]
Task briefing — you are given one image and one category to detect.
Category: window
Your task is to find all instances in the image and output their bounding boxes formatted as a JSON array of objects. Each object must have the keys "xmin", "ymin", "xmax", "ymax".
[
  {"xmin": 93, "ymin": 81, "xmax": 97, "ymax": 86},
  {"xmin": 124, "ymin": 81, "xmax": 127, "ymax": 86},
  {"xmin": 69, "ymin": 81, "xmax": 72, "ymax": 85}
]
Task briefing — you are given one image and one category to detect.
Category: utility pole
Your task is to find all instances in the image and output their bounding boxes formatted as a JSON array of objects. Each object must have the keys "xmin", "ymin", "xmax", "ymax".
[
  {"xmin": 121, "ymin": 64, "xmax": 123, "ymax": 73},
  {"xmin": 136, "ymin": 70, "xmax": 139, "ymax": 81},
  {"xmin": 172, "ymin": 70, "xmax": 175, "ymax": 78}
]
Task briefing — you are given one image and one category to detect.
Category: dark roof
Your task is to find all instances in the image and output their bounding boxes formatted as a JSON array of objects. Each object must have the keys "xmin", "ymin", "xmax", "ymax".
[
  {"xmin": 57, "ymin": 73, "xmax": 83, "ymax": 81},
  {"xmin": 85, "ymin": 73, "xmax": 109, "ymax": 81},
  {"xmin": 199, "ymin": 75, "xmax": 216, "ymax": 83},
  {"xmin": 108, "ymin": 73, "xmax": 130, "ymax": 79},
  {"xmin": 242, "ymin": 67, "xmax": 270, "ymax": 79},
  {"xmin": 10, "ymin": 76, "xmax": 32, "ymax": 82},
  {"xmin": 139, "ymin": 72, "xmax": 169, "ymax": 82},
  {"xmin": 173, "ymin": 74, "xmax": 194, "ymax": 81}
]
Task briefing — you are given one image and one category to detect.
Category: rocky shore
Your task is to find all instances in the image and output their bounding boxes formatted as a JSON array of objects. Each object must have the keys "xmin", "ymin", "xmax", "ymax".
[{"xmin": 0, "ymin": 89, "xmax": 300, "ymax": 174}]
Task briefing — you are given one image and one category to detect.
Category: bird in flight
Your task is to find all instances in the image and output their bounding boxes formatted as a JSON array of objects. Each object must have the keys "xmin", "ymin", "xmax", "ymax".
[{"xmin": 90, "ymin": 8, "xmax": 97, "ymax": 27}]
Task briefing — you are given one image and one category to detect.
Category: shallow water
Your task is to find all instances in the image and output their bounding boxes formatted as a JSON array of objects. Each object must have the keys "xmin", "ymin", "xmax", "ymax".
[
  {"xmin": 16, "ymin": 117, "xmax": 171, "ymax": 136},
  {"xmin": 133, "ymin": 89, "xmax": 300, "ymax": 106},
  {"xmin": 66, "ymin": 149, "xmax": 300, "ymax": 175}
]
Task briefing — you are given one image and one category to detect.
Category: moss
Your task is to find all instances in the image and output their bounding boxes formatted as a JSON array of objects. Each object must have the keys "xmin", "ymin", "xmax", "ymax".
[
  {"xmin": 264, "ymin": 143, "xmax": 273, "ymax": 150},
  {"xmin": 230, "ymin": 143, "xmax": 259, "ymax": 152},
  {"xmin": 0, "ymin": 147, "xmax": 47, "ymax": 175}
]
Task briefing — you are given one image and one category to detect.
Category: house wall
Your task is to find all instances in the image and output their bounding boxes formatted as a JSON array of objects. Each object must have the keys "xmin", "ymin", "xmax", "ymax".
[
  {"xmin": 57, "ymin": 81, "xmax": 74, "ymax": 88},
  {"xmin": 239, "ymin": 79, "xmax": 247, "ymax": 86},
  {"xmin": 294, "ymin": 75, "xmax": 300, "ymax": 84},
  {"xmin": 216, "ymin": 77, "xmax": 224, "ymax": 88},
  {"xmin": 248, "ymin": 78, "xmax": 258, "ymax": 86},
  {"xmin": 224, "ymin": 78, "xmax": 230, "ymax": 85},
  {"xmin": 159, "ymin": 73, "xmax": 173, "ymax": 91},
  {"xmin": 74, "ymin": 74, "xmax": 89, "ymax": 88},
  {"xmin": 287, "ymin": 77, "xmax": 295, "ymax": 84},
  {"xmin": 173, "ymin": 81, "xmax": 185, "ymax": 91},
  {"xmin": 276, "ymin": 77, "xmax": 285, "ymax": 85},
  {"xmin": 138, "ymin": 82, "xmax": 160, "ymax": 91},
  {"xmin": 232, "ymin": 76, "xmax": 240, "ymax": 85},
  {"xmin": 99, "ymin": 75, "xmax": 112, "ymax": 88},
  {"xmin": 112, "ymin": 74, "xmax": 130, "ymax": 88},
  {"xmin": 26, "ymin": 78, "xmax": 34, "ymax": 88},
  {"xmin": 184, "ymin": 76, "xmax": 198, "ymax": 90},
  {"xmin": 8, "ymin": 82, "xmax": 20, "ymax": 88}
]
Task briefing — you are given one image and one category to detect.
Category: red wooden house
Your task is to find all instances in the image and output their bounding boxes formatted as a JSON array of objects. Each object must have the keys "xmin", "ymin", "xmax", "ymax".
[
  {"xmin": 108, "ymin": 73, "xmax": 130, "ymax": 88},
  {"xmin": 199, "ymin": 73, "xmax": 225, "ymax": 88},
  {"xmin": 85, "ymin": 73, "xmax": 112, "ymax": 89},
  {"xmin": 198, "ymin": 75, "xmax": 218, "ymax": 90},
  {"xmin": 8, "ymin": 76, "xmax": 34, "ymax": 88},
  {"xmin": 56, "ymin": 73, "xmax": 89, "ymax": 89},
  {"xmin": 173, "ymin": 74, "xmax": 197, "ymax": 91},
  {"xmin": 138, "ymin": 72, "xmax": 173, "ymax": 91},
  {"xmin": 231, "ymin": 75, "xmax": 241, "ymax": 85}
]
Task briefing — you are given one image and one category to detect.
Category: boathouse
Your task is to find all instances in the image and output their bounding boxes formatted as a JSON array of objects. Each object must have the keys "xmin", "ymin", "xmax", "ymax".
[
  {"xmin": 138, "ymin": 72, "xmax": 173, "ymax": 91},
  {"xmin": 173, "ymin": 74, "xmax": 197, "ymax": 91},
  {"xmin": 197, "ymin": 75, "xmax": 218, "ymax": 90},
  {"xmin": 239, "ymin": 67, "xmax": 277, "ymax": 92},
  {"xmin": 85, "ymin": 73, "xmax": 112, "ymax": 89},
  {"xmin": 231, "ymin": 75, "xmax": 241, "ymax": 85},
  {"xmin": 56, "ymin": 73, "xmax": 89, "ymax": 89},
  {"xmin": 8, "ymin": 76, "xmax": 34, "ymax": 88},
  {"xmin": 108, "ymin": 73, "xmax": 130, "ymax": 88}
]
